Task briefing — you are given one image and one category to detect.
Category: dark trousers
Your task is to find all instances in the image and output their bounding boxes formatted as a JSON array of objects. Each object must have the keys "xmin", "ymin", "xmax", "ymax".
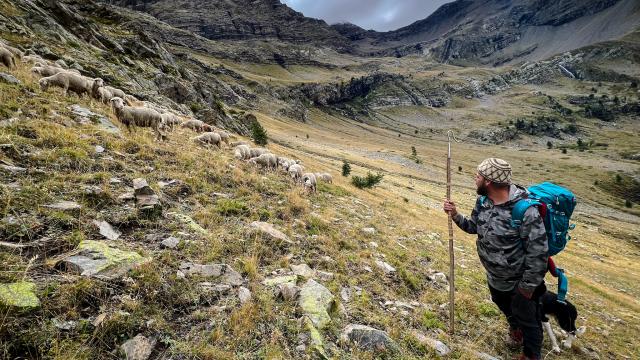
[{"xmin": 489, "ymin": 283, "xmax": 546, "ymax": 358}]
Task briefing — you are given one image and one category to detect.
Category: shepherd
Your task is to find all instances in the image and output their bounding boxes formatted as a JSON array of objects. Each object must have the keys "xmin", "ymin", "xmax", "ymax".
[{"xmin": 443, "ymin": 158, "xmax": 548, "ymax": 360}]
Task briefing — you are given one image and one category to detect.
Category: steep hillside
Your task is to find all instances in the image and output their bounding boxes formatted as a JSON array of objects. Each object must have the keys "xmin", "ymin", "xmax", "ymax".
[
  {"xmin": 105, "ymin": 0, "xmax": 352, "ymax": 51},
  {"xmin": 352, "ymin": 0, "xmax": 640, "ymax": 65},
  {"xmin": 1, "ymin": 0, "xmax": 640, "ymax": 359}
]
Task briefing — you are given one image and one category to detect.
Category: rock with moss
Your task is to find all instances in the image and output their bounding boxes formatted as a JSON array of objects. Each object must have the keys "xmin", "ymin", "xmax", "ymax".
[
  {"xmin": 169, "ymin": 212, "xmax": 208, "ymax": 235},
  {"xmin": 0, "ymin": 281, "xmax": 40, "ymax": 310},
  {"xmin": 262, "ymin": 274, "xmax": 298, "ymax": 287},
  {"xmin": 57, "ymin": 240, "xmax": 147, "ymax": 280},
  {"xmin": 340, "ymin": 324, "xmax": 398, "ymax": 353},
  {"xmin": 298, "ymin": 279, "xmax": 335, "ymax": 330},
  {"xmin": 303, "ymin": 317, "xmax": 329, "ymax": 359},
  {"xmin": 178, "ymin": 262, "xmax": 243, "ymax": 286}
]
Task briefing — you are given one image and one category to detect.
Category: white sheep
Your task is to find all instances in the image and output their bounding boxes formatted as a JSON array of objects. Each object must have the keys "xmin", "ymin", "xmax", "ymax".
[
  {"xmin": 31, "ymin": 65, "xmax": 80, "ymax": 77},
  {"xmin": 248, "ymin": 153, "xmax": 277, "ymax": 171},
  {"xmin": 193, "ymin": 132, "xmax": 222, "ymax": 148},
  {"xmin": 110, "ymin": 97, "xmax": 164, "ymax": 141},
  {"xmin": 39, "ymin": 72, "xmax": 102, "ymax": 97},
  {"xmin": 216, "ymin": 130, "xmax": 232, "ymax": 147},
  {"xmin": 277, "ymin": 157, "xmax": 298, "ymax": 171},
  {"xmin": 288, "ymin": 164, "xmax": 304, "ymax": 182},
  {"xmin": 161, "ymin": 113, "xmax": 182, "ymax": 131},
  {"xmin": 181, "ymin": 119, "xmax": 213, "ymax": 132},
  {"xmin": 249, "ymin": 147, "xmax": 269, "ymax": 158},
  {"xmin": 0, "ymin": 43, "xmax": 22, "ymax": 60},
  {"xmin": 234, "ymin": 144, "xmax": 251, "ymax": 160},
  {"xmin": 0, "ymin": 47, "xmax": 16, "ymax": 70},
  {"xmin": 315, "ymin": 173, "xmax": 333, "ymax": 184},
  {"xmin": 302, "ymin": 173, "xmax": 317, "ymax": 193},
  {"xmin": 21, "ymin": 54, "xmax": 44, "ymax": 64}
]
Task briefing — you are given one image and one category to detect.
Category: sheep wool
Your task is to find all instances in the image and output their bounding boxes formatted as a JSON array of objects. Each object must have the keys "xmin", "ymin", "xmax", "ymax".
[{"xmin": 110, "ymin": 97, "xmax": 164, "ymax": 141}]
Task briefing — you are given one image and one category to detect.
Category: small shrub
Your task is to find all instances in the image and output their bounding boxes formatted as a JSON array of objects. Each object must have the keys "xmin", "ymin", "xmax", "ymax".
[
  {"xmin": 477, "ymin": 303, "xmax": 500, "ymax": 317},
  {"xmin": 458, "ymin": 166, "xmax": 462, "ymax": 172},
  {"xmin": 616, "ymin": 174, "xmax": 623, "ymax": 183},
  {"xmin": 411, "ymin": 146, "xmax": 417, "ymax": 157},
  {"xmin": 251, "ymin": 120, "xmax": 268, "ymax": 146},
  {"xmin": 351, "ymin": 172, "xmax": 384, "ymax": 189},
  {"xmin": 341, "ymin": 160, "xmax": 351, "ymax": 177},
  {"xmin": 626, "ymin": 199, "xmax": 633, "ymax": 208},
  {"xmin": 215, "ymin": 199, "xmax": 249, "ymax": 216},
  {"xmin": 547, "ymin": 141, "xmax": 553, "ymax": 149},
  {"xmin": 562, "ymin": 148, "xmax": 567, "ymax": 154},
  {"xmin": 399, "ymin": 268, "xmax": 421, "ymax": 291},
  {"xmin": 421, "ymin": 310, "xmax": 445, "ymax": 330}
]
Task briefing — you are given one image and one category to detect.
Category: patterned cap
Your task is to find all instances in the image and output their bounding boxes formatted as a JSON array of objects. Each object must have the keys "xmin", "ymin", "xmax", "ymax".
[{"xmin": 477, "ymin": 158, "xmax": 512, "ymax": 184}]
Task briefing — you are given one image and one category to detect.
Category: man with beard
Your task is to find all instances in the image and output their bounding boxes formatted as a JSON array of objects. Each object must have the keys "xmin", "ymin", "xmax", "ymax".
[{"xmin": 443, "ymin": 158, "xmax": 548, "ymax": 360}]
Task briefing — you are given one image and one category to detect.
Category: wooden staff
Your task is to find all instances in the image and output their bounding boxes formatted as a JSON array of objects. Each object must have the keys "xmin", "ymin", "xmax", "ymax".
[{"xmin": 446, "ymin": 130, "xmax": 456, "ymax": 335}]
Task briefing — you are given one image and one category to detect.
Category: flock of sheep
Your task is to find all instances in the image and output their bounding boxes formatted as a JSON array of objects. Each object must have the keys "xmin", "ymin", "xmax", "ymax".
[
  {"xmin": 2, "ymin": 40, "xmax": 334, "ymax": 195},
  {"xmin": 233, "ymin": 144, "xmax": 333, "ymax": 193}
]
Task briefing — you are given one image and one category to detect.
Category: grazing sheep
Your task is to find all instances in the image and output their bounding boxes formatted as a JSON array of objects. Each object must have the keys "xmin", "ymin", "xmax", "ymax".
[
  {"xmin": 315, "ymin": 173, "xmax": 333, "ymax": 184},
  {"xmin": 0, "ymin": 43, "xmax": 22, "ymax": 60},
  {"xmin": 161, "ymin": 113, "xmax": 182, "ymax": 131},
  {"xmin": 39, "ymin": 72, "xmax": 102, "ymax": 97},
  {"xmin": 31, "ymin": 64, "xmax": 79, "ymax": 77},
  {"xmin": 110, "ymin": 97, "xmax": 164, "ymax": 141},
  {"xmin": 302, "ymin": 173, "xmax": 317, "ymax": 193},
  {"xmin": 193, "ymin": 132, "xmax": 222, "ymax": 148},
  {"xmin": 21, "ymin": 54, "xmax": 44, "ymax": 64},
  {"xmin": 248, "ymin": 153, "xmax": 277, "ymax": 171},
  {"xmin": 277, "ymin": 157, "xmax": 298, "ymax": 171},
  {"xmin": 288, "ymin": 164, "xmax": 304, "ymax": 182},
  {"xmin": 0, "ymin": 47, "xmax": 16, "ymax": 70},
  {"xmin": 104, "ymin": 85, "xmax": 126, "ymax": 99},
  {"xmin": 94, "ymin": 86, "xmax": 113, "ymax": 104},
  {"xmin": 234, "ymin": 144, "xmax": 251, "ymax": 160},
  {"xmin": 181, "ymin": 119, "xmax": 213, "ymax": 132},
  {"xmin": 249, "ymin": 147, "xmax": 269, "ymax": 158},
  {"xmin": 124, "ymin": 94, "xmax": 141, "ymax": 106},
  {"xmin": 216, "ymin": 130, "xmax": 232, "ymax": 147}
]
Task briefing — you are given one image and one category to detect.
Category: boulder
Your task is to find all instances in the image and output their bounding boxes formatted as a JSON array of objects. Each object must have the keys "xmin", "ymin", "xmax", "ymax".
[
  {"xmin": 169, "ymin": 212, "xmax": 208, "ymax": 235},
  {"xmin": 93, "ymin": 220, "xmax": 121, "ymax": 241},
  {"xmin": 411, "ymin": 330, "xmax": 450, "ymax": 356},
  {"xmin": 0, "ymin": 72, "xmax": 20, "ymax": 85},
  {"xmin": 262, "ymin": 274, "xmax": 298, "ymax": 287},
  {"xmin": 0, "ymin": 281, "xmax": 40, "ymax": 310},
  {"xmin": 290, "ymin": 263, "xmax": 314, "ymax": 279},
  {"xmin": 57, "ymin": 240, "xmax": 147, "ymax": 279},
  {"xmin": 250, "ymin": 221, "xmax": 291, "ymax": 243},
  {"xmin": 160, "ymin": 236, "xmax": 180, "ymax": 249},
  {"xmin": 120, "ymin": 334, "xmax": 156, "ymax": 360},
  {"xmin": 178, "ymin": 262, "xmax": 243, "ymax": 286},
  {"xmin": 43, "ymin": 201, "xmax": 81, "ymax": 211},
  {"xmin": 340, "ymin": 324, "xmax": 398, "ymax": 353},
  {"xmin": 238, "ymin": 286, "xmax": 252, "ymax": 304},
  {"xmin": 375, "ymin": 260, "xmax": 396, "ymax": 274},
  {"xmin": 298, "ymin": 279, "xmax": 335, "ymax": 329},
  {"xmin": 361, "ymin": 227, "xmax": 376, "ymax": 235},
  {"xmin": 276, "ymin": 283, "xmax": 300, "ymax": 301}
]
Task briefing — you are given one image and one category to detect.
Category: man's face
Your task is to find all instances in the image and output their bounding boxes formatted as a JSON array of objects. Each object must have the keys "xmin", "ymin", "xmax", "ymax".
[{"xmin": 475, "ymin": 172, "xmax": 489, "ymax": 196}]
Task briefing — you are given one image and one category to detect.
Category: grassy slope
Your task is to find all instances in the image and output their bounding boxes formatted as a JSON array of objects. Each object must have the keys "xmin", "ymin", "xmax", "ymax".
[{"xmin": 1, "ymin": 25, "xmax": 639, "ymax": 360}]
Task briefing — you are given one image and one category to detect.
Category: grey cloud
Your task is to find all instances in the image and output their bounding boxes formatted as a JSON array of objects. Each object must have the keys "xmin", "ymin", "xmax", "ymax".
[{"xmin": 282, "ymin": 0, "xmax": 452, "ymax": 31}]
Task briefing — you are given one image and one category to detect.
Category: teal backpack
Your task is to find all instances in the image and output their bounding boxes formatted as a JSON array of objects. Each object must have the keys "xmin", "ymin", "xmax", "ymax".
[{"xmin": 511, "ymin": 182, "xmax": 577, "ymax": 303}]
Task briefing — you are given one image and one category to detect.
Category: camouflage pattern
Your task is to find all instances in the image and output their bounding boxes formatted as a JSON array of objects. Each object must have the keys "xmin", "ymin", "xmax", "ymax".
[{"xmin": 453, "ymin": 185, "xmax": 548, "ymax": 292}]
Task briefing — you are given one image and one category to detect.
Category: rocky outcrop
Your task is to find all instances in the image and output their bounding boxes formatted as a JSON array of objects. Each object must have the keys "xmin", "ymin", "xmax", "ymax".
[
  {"xmin": 107, "ymin": 0, "xmax": 351, "ymax": 51},
  {"xmin": 0, "ymin": 282, "xmax": 40, "ymax": 310}
]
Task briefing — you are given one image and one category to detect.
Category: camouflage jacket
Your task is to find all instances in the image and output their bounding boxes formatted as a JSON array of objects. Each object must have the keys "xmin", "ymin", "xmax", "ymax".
[{"xmin": 453, "ymin": 185, "xmax": 548, "ymax": 292}]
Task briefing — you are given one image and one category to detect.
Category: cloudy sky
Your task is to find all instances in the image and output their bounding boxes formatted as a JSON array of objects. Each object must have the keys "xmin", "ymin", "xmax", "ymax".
[{"xmin": 282, "ymin": 0, "xmax": 451, "ymax": 32}]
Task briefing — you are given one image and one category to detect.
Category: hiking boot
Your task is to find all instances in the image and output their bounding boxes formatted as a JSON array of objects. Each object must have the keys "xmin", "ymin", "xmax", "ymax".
[{"xmin": 506, "ymin": 328, "xmax": 523, "ymax": 348}]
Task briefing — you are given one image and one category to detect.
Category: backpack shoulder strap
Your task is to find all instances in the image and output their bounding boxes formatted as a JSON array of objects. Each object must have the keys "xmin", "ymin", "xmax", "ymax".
[{"xmin": 511, "ymin": 199, "xmax": 541, "ymax": 229}]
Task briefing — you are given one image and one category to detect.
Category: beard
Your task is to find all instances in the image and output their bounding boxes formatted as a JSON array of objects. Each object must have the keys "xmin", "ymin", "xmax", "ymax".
[{"xmin": 476, "ymin": 183, "xmax": 489, "ymax": 196}]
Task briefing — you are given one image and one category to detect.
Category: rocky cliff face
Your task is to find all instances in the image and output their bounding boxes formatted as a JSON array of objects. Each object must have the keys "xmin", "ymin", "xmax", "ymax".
[
  {"xmin": 353, "ymin": 0, "xmax": 640, "ymax": 65},
  {"xmin": 104, "ymin": 0, "xmax": 352, "ymax": 51}
]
